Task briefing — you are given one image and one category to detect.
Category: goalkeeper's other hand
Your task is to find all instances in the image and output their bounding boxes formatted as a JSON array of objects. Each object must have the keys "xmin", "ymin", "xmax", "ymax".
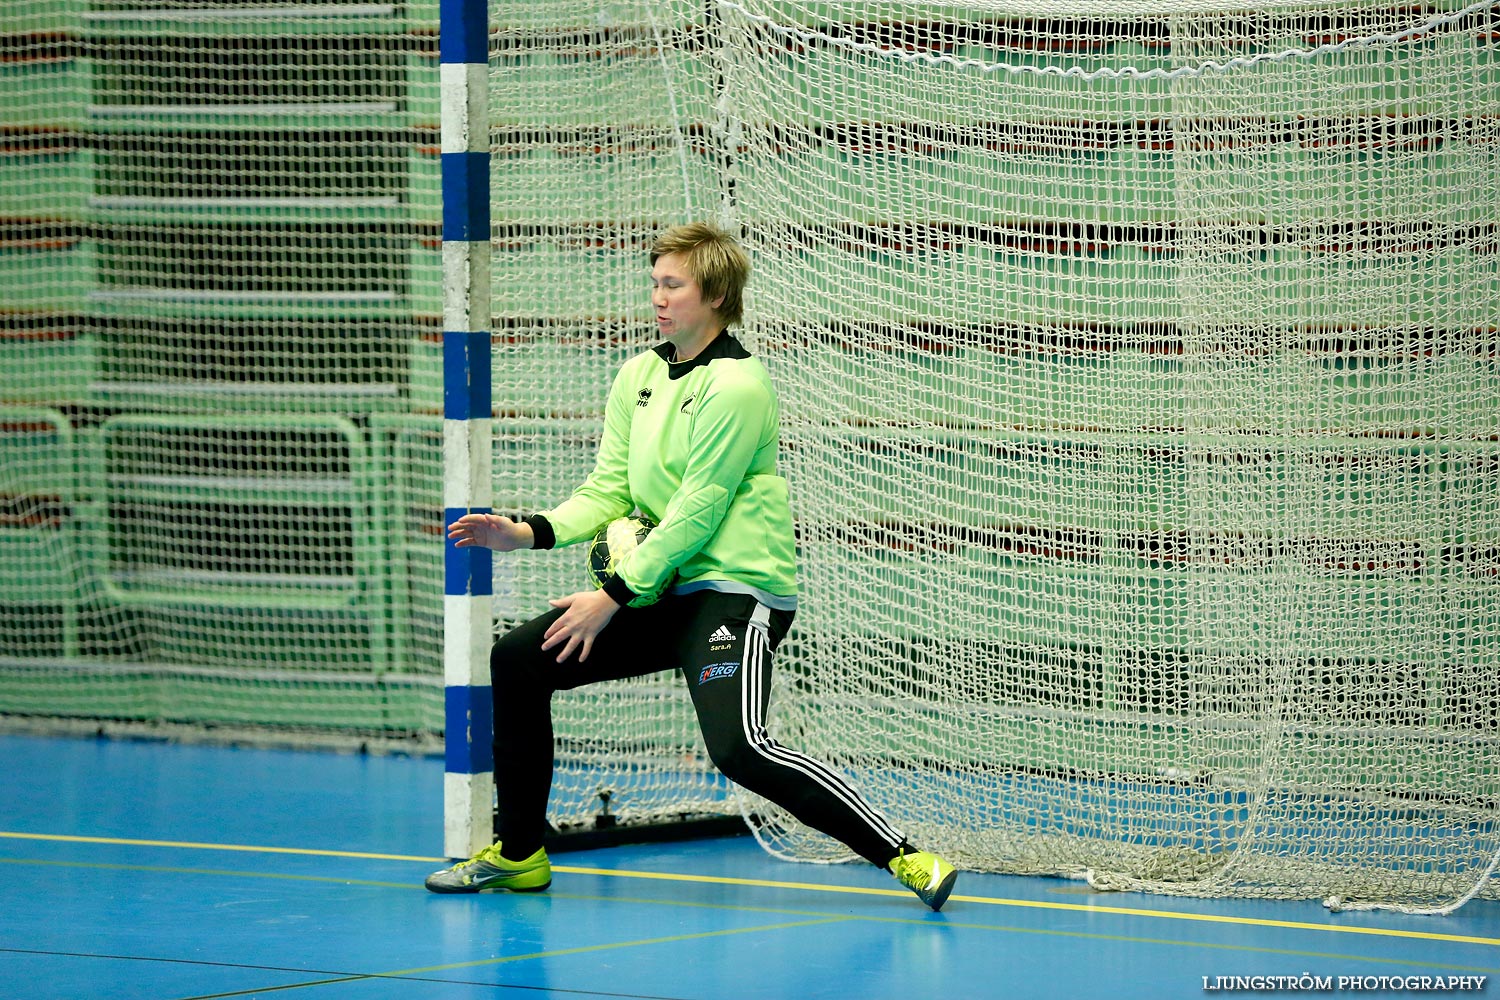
[{"xmin": 446, "ymin": 513, "xmax": 533, "ymax": 551}]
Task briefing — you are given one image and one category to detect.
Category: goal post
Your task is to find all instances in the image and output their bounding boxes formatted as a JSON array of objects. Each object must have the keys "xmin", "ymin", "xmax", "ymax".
[{"xmin": 440, "ymin": 0, "xmax": 496, "ymax": 861}]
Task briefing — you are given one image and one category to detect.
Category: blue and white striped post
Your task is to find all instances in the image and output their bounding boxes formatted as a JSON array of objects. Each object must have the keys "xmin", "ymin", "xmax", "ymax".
[{"xmin": 440, "ymin": 0, "xmax": 494, "ymax": 860}]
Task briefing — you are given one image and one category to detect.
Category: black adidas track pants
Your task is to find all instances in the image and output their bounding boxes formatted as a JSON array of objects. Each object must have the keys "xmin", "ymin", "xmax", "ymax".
[{"xmin": 489, "ymin": 589, "xmax": 906, "ymax": 868}]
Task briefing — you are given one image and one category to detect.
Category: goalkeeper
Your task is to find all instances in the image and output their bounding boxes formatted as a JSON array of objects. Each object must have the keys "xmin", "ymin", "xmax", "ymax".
[{"xmin": 429, "ymin": 222, "xmax": 957, "ymax": 910}]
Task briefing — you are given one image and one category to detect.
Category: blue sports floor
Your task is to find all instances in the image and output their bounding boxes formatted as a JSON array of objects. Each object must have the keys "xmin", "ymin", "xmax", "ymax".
[{"xmin": 2, "ymin": 733, "xmax": 1498, "ymax": 1000}]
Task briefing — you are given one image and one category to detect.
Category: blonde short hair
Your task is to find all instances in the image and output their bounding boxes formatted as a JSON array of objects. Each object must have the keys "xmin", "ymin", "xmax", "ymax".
[{"xmin": 650, "ymin": 222, "xmax": 751, "ymax": 328}]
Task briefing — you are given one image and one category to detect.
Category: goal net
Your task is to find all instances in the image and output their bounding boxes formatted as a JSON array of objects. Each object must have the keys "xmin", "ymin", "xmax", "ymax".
[
  {"xmin": 1, "ymin": 2, "xmax": 449, "ymax": 745},
  {"xmin": 487, "ymin": 0, "xmax": 1500, "ymax": 912}
]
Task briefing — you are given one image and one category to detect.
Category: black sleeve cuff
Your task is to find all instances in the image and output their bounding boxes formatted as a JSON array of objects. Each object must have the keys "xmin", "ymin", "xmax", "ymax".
[
  {"xmin": 516, "ymin": 514, "xmax": 555, "ymax": 550},
  {"xmin": 601, "ymin": 574, "xmax": 637, "ymax": 606}
]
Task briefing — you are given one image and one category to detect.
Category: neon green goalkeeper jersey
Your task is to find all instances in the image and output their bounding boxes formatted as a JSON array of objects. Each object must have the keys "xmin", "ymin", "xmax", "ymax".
[{"xmin": 526, "ymin": 333, "xmax": 798, "ymax": 610}]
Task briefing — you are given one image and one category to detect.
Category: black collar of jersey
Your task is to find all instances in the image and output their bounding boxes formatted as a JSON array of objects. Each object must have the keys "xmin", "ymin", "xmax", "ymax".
[{"xmin": 652, "ymin": 332, "xmax": 751, "ymax": 380}]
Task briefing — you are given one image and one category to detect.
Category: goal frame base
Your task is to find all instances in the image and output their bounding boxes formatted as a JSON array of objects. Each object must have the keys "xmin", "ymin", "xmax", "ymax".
[{"xmin": 521, "ymin": 813, "xmax": 751, "ymax": 853}]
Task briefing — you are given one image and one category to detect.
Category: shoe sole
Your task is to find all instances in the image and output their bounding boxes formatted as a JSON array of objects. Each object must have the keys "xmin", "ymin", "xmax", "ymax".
[
  {"xmin": 925, "ymin": 870, "xmax": 957, "ymax": 912},
  {"xmin": 426, "ymin": 881, "xmax": 549, "ymax": 899},
  {"xmin": 425, "ymin": 877, "xmax": 551, "ymax": 894}
]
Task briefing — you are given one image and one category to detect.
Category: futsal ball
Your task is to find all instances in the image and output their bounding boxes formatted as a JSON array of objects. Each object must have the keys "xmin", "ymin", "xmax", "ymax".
[{"xmin": 587, "ymin": 515, "xmax": 673, "ymax": 607}]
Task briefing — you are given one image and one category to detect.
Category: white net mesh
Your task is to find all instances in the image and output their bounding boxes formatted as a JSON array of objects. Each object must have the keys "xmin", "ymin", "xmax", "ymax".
[
  {"xmin": 1, "ymin": 2, "xmax": 443, "ymax": 738},
  {"xmin": 484, "ymin": 0, "xmax": 1500, "ymax": 910}
]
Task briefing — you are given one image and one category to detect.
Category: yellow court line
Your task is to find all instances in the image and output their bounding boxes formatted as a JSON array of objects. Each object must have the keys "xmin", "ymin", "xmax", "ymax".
[
  {"xmin": 553, "ymin": 863, "xmax": 1500, "ymax": 948},
  {"xmin": 7, "ymin": 858, "xmax": 1499, "ymax": 983},
  {"xmin": 6, "ymin": 830, "xmax": 1499, "ymax": 949},
  {"xmin": 190, "ymin": 918, "xmax": 863, "ymax": 999},
  {"xmin": 386, "ymin": 915, "xmax": 859, "ymax": 980},
  {"xmin": 0, "ymin": 832, "xmax": 433, "ymax": 864}
]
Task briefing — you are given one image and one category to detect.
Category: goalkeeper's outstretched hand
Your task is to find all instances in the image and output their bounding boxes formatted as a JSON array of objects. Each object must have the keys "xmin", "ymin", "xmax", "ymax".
[{"xmin": 446, "ymin": 513, "xmax": 534, "ymax": 552}]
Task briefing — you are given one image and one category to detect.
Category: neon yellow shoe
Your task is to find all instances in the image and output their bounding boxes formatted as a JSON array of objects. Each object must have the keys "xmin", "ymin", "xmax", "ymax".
[
  {"xmin": 424, "ymin": 843, "xmax": 551, "ymax": 894},
  {"xmin": 890, "ymin": 848, "xmax": 957, "ymax": 911}
]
